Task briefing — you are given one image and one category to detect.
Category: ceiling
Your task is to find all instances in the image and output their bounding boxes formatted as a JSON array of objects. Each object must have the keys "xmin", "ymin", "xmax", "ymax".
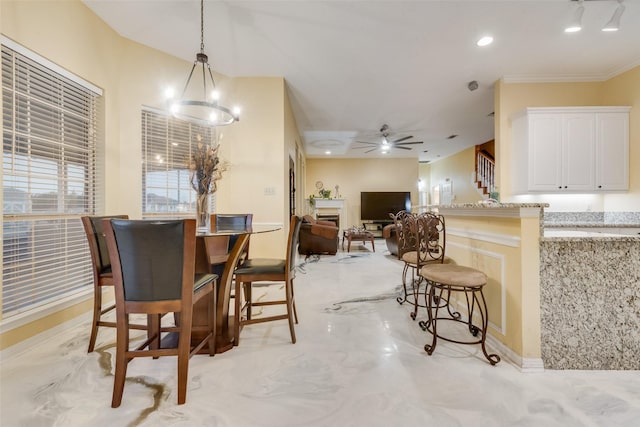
[{"xmin": 83, "ymin": 0, "xmax": 640, "ymax": 163}]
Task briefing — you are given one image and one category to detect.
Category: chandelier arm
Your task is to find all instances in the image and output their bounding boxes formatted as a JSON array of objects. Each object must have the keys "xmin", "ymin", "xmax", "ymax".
[
  {"xmin": 206, "ymin": 63, "xmax": 218, "ymax": 92},
  {"xmin": 180, "ymin": 61, "xmax": 199, "ymax": 99},
  {"xmin": 201, "ymin": 62, "xmax": 207, "ymax": 100}
]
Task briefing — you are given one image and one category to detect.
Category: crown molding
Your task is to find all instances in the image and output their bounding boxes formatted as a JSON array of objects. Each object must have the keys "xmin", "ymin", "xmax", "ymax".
[{"xmin": 502, "ymin": 56, "xmax": 640, "ymax": 84}]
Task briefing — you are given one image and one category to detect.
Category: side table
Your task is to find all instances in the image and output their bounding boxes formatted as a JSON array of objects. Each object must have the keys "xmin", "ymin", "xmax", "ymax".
[{"xmin": 342, "ymin": 229, "xmax": 375, "ymax": 252}]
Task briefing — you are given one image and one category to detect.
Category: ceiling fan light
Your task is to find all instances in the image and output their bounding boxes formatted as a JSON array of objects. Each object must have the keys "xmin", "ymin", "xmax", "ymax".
[{"xmin": 602, "ymin": 2, "xmax": 624, "ymax": 32}]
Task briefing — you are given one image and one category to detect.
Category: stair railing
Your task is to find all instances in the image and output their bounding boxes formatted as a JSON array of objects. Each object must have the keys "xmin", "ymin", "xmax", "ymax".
[{"xmin": 475, "ymin": 149, "xmax": 495, "ymax": 196}]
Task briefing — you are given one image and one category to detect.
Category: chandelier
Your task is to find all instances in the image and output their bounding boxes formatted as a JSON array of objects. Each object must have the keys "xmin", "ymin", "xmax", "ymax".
[{"xmin": 167, "ymin": 0, "xmax": 240, "ymax": 126}]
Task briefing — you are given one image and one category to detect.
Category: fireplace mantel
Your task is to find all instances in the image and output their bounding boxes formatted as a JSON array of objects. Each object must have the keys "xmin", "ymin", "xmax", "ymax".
[{"xmin": 313, "ymin": 198, "xmax": 347, "ymax": 230}]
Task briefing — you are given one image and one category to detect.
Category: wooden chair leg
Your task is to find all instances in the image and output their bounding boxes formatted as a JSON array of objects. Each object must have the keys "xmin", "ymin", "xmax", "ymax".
[
  {"xmin": 208, "ymin": 288, "xmax": 216, "ymax": 356},
  {"xmin": 245, "ymin": 284, "xmax": 252, "ymax": 321},
  {"xmin": 111, "ymin": 315, "xmax": 129, "ymax": 408},
  {"xmin": 148, "ymin": 313, "xmax": 161, "ymax": 359},
  {"xmin": 286, "ymin": 279, "xmax": 296, "ymax": 344},
  {"xmin": 88, "ymin": 288, "xmax": 102, "ymax": 353},
  {"xmin": 233, "ymin": 280, "xmax": 243, "ymax": 346},
  {"xmin": 176, "ymin": 325, "xmax": 190, "ymax": 405},
  {"xmin": 291, "ymin": 279, "xmax": 298, "ymax": 324}
]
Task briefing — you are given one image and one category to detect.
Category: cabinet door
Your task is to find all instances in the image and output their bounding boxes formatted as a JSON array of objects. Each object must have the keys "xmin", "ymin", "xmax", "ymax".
[
  {"xmin": 528, "ymin": 114, "xmax": 562, "ymax": 191},
  {"xmin": 563, "ymin": 114, "xmax": 595, "ymax": 191},
  {"xmin": 596, "ymin": 113, "xmax": 629, "ymax": 190}
]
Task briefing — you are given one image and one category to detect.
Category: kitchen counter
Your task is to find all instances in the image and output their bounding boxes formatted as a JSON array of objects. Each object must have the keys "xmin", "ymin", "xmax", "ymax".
[
  {"xmin": 434, "ymin": 204, "xmax": 640, "ymax": 370},
  {"xmin": 539, "ymin": 231, "xmax": 640, "ymax": 369}
]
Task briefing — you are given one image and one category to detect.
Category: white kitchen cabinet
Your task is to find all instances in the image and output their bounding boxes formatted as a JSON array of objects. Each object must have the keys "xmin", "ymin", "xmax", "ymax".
[
  {"xmin": 511, "ymin": 107, "xmax": 630, "ymax": 194},
  {"xmin": 596, "ymin": 112, "xmax": 629, "ymax": 190}
]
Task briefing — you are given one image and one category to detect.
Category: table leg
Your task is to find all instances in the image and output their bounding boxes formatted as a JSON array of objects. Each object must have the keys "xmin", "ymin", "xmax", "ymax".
[{"xmin": 193, "ymin": 234, "xmax": 249, "ymax": 353}]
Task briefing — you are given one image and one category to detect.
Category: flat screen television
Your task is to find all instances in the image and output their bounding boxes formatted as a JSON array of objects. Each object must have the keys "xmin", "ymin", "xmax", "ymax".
[{"xmin": 360, "ymin": 191, "xmax": 411, "ymax": 221}]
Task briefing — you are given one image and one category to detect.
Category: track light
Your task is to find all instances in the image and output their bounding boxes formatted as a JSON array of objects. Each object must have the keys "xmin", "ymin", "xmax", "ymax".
[
  {"xmin": 602, "ymin": 0, "xmax": 625, "ymax": 32},
  {"xmin": 565, "ymin": 0, "xmax": 584, "ymax": 33}
]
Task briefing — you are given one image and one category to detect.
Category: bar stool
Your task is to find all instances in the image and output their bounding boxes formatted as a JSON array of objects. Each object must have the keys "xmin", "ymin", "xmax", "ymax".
[
  {"xmin": 418, "ymin": 264, "xmax": 500, "ymax": 365},
  {"xmin": 397, "ymin": 212, "xmax": 448, "ymax": 320}
]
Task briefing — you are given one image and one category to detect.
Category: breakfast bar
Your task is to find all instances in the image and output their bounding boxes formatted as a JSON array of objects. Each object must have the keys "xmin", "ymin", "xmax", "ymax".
[
  {"xmin": 432, "ymin": 203, "xmax": 640, "ymax": 370},
  {"xmin": 433, "ymin": 203, "xmax": 546, "ymax": 371}
]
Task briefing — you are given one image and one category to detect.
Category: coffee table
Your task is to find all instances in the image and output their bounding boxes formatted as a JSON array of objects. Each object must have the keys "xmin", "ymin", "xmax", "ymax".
[{"xmin": 342, "ymin": 229, "xmax": 375, "ymax": 252}]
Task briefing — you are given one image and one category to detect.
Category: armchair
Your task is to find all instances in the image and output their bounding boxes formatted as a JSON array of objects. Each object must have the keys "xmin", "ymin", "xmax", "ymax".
[
  {"xmin": 382, "ymin": 224, "xmax": 398, "ymax": 257},
  {"xmin": 298, "ymin": 215, "xmax": 339, "ymax": 255}
]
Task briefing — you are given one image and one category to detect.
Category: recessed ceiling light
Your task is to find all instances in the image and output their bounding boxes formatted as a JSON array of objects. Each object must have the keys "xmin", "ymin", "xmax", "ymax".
[{"xmin": 476, "ymin": 36, "xmax": 493, "ymax": 47}]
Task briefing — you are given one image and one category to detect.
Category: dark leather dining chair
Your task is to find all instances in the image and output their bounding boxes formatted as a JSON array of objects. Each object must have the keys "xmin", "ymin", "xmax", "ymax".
[
  {"xmin": 104, "ymin": 218, "xmax": 217, "ymax": 407},
  {"xmin": 82, "ymin": 214, "xmax": 149, "ymax": 353},
  {"xmin": 208, "ymin": 213, "xmax": 254, "ymax": 271},
  {"xmin": 232, "ymin": 215, "xmax": 302, "ymax": 345}
]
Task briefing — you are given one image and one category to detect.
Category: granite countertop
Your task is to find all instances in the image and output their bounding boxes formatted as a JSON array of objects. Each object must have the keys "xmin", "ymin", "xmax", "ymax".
[
  {"xmin": 542, "ymin": 229, "xmax": 640, "ymax": 240},
  {"xmin": 544, "ymin": 222, "xmax": 640, "ymax": 228},
  {"xmin": 544, "ymin": 211, "xmax": 640, "ymax": 229},
  {"xmin": 434, "ymin": 202, "xmax": 549, "ymax": 209}
]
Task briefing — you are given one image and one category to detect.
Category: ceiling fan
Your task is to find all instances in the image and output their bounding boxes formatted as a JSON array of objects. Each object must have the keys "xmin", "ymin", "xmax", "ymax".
[{"xmin": 352, "ymin": 124, "xmax": 423, "ymax": 153}]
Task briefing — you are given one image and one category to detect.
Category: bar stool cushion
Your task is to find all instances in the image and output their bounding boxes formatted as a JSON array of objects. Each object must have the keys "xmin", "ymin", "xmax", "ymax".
[{"xmin": 420, "ymin": 264, "xmax": 487, "ymax": 287}]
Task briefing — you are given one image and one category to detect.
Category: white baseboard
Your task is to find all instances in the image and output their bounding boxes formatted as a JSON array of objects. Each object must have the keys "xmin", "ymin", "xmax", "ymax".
[{"xmin": 486, "ymin": 334, "xmax": 545, "ymax": 373}]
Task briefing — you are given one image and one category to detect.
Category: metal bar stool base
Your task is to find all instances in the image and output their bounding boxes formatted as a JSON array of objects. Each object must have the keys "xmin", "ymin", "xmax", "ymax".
[{"xmin": 418, "ymin": 266, "xmax": 501, "ymax": 366}]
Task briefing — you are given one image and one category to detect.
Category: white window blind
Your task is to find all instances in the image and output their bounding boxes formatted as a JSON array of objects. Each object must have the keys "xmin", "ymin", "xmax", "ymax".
[
  {"xmin": 2, "ymin": 41, "xmax": 100, "ymax": 317},
  {"xmin": 141, "ymin": 109, "xmax": 216, "ymax": 218}
]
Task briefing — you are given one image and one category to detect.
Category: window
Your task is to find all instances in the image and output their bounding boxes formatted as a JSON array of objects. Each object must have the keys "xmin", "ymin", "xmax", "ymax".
[
  {"xmin": 2, "ymin": 39, "xmax": 102, "ymax": 318},
  {"xmin": 141, "ymin": 109, "xmax": 216, "ymax": 218}
]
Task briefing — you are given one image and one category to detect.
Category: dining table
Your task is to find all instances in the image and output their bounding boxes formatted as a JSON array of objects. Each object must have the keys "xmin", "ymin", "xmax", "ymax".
[{"xmin": 191, "ymin": 224, "xmax": 282, "ymax": 353}]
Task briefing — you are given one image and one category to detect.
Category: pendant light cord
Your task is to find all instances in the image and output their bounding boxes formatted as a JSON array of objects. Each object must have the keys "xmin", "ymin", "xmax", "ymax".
[{"xmin": 200, "ymin": 0, "xmax": 205, "ymax": 54}]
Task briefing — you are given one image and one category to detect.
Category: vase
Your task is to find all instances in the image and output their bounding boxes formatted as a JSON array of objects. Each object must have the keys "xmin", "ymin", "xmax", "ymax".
[{"xmin": 196, "ymin": 193, "xmax": 210, "ymax": 231}]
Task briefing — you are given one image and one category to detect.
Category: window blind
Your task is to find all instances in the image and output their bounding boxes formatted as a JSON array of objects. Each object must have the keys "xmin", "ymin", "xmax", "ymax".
[
  {"xmin": 2, "ymin": 42, "xmax": 100, "ymax": 317},
  {"xmin": 141, "ymin": 109, "xmax": 216, "ymax": 218}
]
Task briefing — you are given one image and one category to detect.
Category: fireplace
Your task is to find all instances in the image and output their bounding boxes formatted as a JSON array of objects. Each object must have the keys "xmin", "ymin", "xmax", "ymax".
[
  {"xmin": 313, "ymin": 198, "xmax": 346, "ymax": 231},
  {"xmin": 317, "ymin": 214, "xmax": 339, "ymax": 230}
]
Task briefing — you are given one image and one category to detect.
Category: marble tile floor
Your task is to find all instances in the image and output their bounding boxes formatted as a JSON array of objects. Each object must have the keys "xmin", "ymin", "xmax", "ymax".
[{"xmin": 1, "ymin": 243, "xmax": 639, "ymax": 426}]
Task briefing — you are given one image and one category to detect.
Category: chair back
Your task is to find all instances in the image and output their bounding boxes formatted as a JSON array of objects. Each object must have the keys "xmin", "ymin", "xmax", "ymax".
[
  {"xmin": 416, "ymin": 212, "xmax": 446, "ymax": 264},
  {"xmin": 287, "ymin": 215, "xmax": 303, "ymax": 275},
  {"xmin": 210, "ymin": 214, "xmax": 254, "ymax": 266},
  {"xmin": 394, "ymin": 211, "xmax": 418, "ymax": 257},
  {"xmin": 107, "ymin": 219, "xmax": 193, "ymax": 303},
  {"xmin": 81, "ymin": 215, "xmax": 128, "ymax": 275},
  {"xmin": 211, "ymin": 214, "xmax": 253, "ymax": 230}
]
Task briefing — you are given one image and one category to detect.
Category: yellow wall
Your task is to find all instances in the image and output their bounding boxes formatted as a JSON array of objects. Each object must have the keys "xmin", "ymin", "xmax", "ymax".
[
  {"xmin": 306, "ymin": 158, "xmax": 419, "ymax": 228},
  {"xmin": 428, "ymin": 146, "xmax": 484, "ymax": 204},
  {"xmin": 601, "ymin": 67, "xmax": 640, "ymax": 210},
  {"xmin": 0, "ymin": 0, "xmax": 299, "ymax": 350},
  {"xmin": 217, "ymin": 76, "xmax": 291, "ymax": 255},
  {"xmin": 496, "ymin": 66, "xmax": 640, "ymax": 211}
]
